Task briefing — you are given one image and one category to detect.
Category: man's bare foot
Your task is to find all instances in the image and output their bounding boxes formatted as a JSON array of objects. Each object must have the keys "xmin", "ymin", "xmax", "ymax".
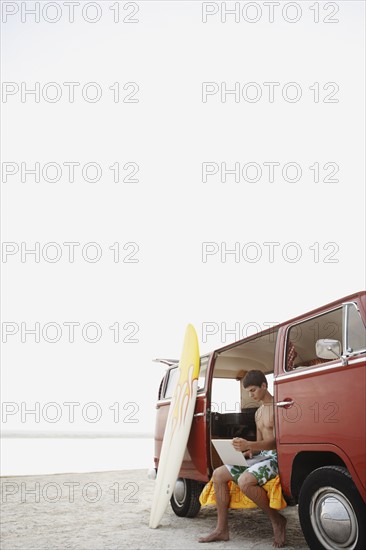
[
  {"xmin": 271, "ymin": 513, "xmax": 287, "ymax": 547},
  {"xmin": 198, "ymin": 529, "xmax": 229, "ymax": 543}
]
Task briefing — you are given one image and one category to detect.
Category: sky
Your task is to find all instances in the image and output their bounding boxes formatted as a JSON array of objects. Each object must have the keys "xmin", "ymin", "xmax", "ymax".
[{"xmin": 1, "ymin": 1, "xmax": 365, "ymax": 440}]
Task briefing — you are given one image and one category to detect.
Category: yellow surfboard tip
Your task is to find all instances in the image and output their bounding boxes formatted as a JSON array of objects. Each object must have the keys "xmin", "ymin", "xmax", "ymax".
[{"xmin": 180, "ymin": 324, "xmax": 200, "ymax": 379}]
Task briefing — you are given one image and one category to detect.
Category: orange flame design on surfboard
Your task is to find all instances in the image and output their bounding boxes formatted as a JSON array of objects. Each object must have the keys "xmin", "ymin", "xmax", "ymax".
[{"xmin": 169, "ymin": 363, "xmax": 198, "ymax": 444}]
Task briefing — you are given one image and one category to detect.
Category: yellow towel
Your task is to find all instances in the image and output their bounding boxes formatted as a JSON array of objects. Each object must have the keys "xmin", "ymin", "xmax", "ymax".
[{"xmin": 199, "ymin": 475, "xmax": 287, "ymax": 510}]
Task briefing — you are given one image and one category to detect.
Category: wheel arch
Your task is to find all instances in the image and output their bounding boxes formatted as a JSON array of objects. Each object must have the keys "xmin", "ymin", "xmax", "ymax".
[{"xmin": 291, "ymin": 451, "xmax": 346, "ymax": 501}]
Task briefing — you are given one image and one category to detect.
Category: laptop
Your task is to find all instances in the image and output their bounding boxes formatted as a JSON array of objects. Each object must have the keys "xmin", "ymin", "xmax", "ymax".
[
  {"xmin": 211, "ymin": 439, "xmax": 248, "ymax": 466},
  {"xmin": 211, "ymin": 439, "xmax": 268, "ymax": 467}
]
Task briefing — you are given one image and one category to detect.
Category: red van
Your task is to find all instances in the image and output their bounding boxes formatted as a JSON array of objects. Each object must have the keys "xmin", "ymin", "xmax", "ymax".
[{"xmin": 152, "ymin": 291, "xmax": 366, "ymax": 550}]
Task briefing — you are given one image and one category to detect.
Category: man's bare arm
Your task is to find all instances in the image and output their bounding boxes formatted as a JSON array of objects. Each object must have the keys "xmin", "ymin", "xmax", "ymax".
[{"xmin": 232, "ymin": 437, "xmax": 276, "ymax": 452}]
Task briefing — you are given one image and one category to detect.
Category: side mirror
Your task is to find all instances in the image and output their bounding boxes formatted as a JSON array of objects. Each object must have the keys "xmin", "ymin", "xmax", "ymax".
[{"xmin": 316, "ymin": 339, "xmax": 342, "ymax": 360}]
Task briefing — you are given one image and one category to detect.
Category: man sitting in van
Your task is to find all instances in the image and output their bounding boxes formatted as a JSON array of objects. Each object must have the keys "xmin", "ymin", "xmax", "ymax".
[{"xmin": 199, "ymin": 370, "xmax": 286, "ymax": 548}]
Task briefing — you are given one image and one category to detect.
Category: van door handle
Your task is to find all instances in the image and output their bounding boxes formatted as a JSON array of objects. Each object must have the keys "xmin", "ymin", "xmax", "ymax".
[
  {"xmin": 193, "ymin": 412, "xmax": 205, "ymax": 417},
  {"xmin": 276, "ymin": 400, "xmax": 294, "ymax": 408}
]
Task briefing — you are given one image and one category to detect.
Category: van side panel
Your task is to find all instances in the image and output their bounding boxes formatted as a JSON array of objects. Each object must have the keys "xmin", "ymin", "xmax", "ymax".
[
  {"xmin": 181, "ymin": 395, "xmax": 209, "ymax": 482},
  {"xmin": 275, "ymin": 359, "xmax": 366, "ymax": 499},
  {"xmin": 154, "ymin": 394, "xmax": 209, "ymax": 483}
]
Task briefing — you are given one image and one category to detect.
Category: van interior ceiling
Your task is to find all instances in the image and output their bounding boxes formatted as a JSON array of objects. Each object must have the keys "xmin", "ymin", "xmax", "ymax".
[{"xmin": 214, "ymin": 329, "xmax": 279, "ymax": 376}]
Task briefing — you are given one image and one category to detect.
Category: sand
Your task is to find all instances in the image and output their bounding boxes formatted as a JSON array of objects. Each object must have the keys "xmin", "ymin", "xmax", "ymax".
[{"xmin": 1, "ymin": 469, "xmax": 309, "ymax": 549}]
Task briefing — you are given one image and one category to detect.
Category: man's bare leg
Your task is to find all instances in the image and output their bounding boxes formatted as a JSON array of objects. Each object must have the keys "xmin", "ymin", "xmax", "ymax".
[
  {"xmin": 238, "ymin": 473, "xmax": 286, "ymax": 548},
  {"xmin": 198, "ymin": 466, "xmax": 233, "ymax": 543}
]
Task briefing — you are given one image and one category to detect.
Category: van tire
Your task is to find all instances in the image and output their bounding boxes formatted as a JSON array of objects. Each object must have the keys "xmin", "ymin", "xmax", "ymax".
[
  {"xmin": 170, "ymin": 478, "xmax": 202, "ymax": 517},
  {"xmin": 298, "ymin": 466, "xmax": 366, "ymax": 550}
]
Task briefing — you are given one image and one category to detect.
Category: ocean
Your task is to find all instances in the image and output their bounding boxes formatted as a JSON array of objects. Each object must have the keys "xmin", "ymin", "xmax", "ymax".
[{"xmin": 1, "ymin": 437, "xmax": 155, "ymax": 476}]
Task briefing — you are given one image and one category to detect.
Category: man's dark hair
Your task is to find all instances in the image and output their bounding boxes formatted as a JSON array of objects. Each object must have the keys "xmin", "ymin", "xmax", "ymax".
[{"xmin": 243, "ymin": 370, "xmax": 267, "ymax": 389}]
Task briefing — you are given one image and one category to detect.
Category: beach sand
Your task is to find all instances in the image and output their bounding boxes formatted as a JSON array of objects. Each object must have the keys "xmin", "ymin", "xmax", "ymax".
[{"xmin": 1, "ymin": 469, "xmax": 309, "ymax": 549}]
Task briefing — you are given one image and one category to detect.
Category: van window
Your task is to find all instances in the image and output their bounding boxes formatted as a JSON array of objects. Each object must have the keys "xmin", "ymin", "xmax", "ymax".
[
  {"xmin": 211, "ymin": 378, "xmax": 241, "ymax": 414},
  {"xmin": 164, "ymin": 367, "xmax": 179, "ymax": 399},
  {"xmin": 163, "ymin": 356, "xmax": 209, "ymax": 399},
  {"xmin": 286, "ymin": 308, "xmax": 343, "ymax": 371},
  {"xmin": 346, "ymin": 303, "xmax": 366, "ymax": 353}
]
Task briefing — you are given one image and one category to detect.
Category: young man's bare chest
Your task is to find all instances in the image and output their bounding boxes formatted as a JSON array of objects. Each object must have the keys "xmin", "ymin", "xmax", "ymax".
[{"xmin": 256, "ymin": 404, "xmax": 274, "ymax": 435}]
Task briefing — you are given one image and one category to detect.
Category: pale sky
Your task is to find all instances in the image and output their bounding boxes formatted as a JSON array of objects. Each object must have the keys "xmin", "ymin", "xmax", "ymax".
[{"xmin": 1, "ymin": 1, "xmax": 365, "ymax": 438}]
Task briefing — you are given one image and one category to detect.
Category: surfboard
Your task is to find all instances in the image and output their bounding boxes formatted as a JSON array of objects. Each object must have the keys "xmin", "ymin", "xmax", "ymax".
[{"xmin": 149, "ymin": 324, "xmax": 200, "ymax": 529}]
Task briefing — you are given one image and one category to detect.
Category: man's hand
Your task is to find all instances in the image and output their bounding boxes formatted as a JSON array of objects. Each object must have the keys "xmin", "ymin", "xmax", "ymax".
[{"xmin": 232, "ymin": 437, "xmax": 251, "ymax": 453}]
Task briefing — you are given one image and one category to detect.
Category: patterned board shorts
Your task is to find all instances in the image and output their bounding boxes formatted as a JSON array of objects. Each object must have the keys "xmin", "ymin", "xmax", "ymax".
[{"xmin": 226, "ymin": 450, "xmax": 279, "ymax": 486}]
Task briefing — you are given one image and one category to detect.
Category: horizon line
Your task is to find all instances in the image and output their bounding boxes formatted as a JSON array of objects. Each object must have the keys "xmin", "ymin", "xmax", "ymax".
[{"xmin": 1, "ymin": 431, "xmax": 154, "ymax": 439}]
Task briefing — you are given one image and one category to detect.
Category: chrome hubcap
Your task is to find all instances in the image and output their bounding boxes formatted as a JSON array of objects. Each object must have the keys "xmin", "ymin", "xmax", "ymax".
[
  {"xmin": 310, "ymin": 487, "xmax": 358, "ymax": 549},
  {"xmin": 172, "ymin": 479, "xmax": 186, "ymax": 507}
]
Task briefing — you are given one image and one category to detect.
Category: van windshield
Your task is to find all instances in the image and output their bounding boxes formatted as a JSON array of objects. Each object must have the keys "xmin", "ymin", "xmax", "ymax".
[{"xmin": 198, "ymin": 356, "xmax": 209, "ymax": 391}]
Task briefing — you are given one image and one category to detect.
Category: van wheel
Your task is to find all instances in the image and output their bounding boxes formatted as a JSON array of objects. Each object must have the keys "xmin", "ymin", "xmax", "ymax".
[
  {"xmin": 170, "ymin": 478, "xmax": 202, "ymax": 517},
  {"xmin": 298, "ymin": 466, "xmax": 366, "ymax": 550}
]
